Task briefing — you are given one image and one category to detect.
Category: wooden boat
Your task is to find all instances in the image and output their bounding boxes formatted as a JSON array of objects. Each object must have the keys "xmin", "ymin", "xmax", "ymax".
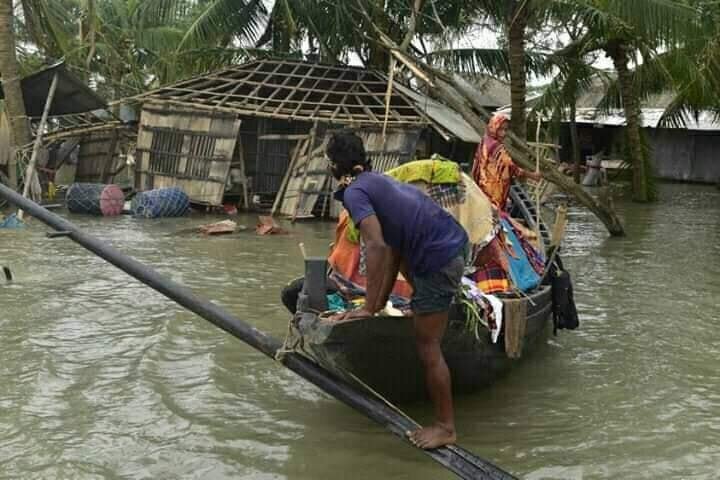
[
  {"xmin": 290, "ymin": 184, "xmax": 557, "ymax": 403},
  {"xmin": 295, "ymin": 288, "xmax": 552, "ymax": 402}
]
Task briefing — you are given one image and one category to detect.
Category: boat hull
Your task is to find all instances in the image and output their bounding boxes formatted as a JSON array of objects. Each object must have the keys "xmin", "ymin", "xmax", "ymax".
[{"xmin": 297, "ymin": 286, "xmax": 553, "ymax": 402}]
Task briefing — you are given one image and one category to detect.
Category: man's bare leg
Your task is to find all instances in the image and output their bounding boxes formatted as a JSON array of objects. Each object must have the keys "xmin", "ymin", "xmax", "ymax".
[{"xmin": 408, "ymin": 310, "xmax": 456, "ymax": 449}]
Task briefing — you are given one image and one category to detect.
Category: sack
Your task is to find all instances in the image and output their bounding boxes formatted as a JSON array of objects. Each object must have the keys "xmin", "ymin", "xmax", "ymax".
[{"xmin": 549, "ymin": 254, "xmax": 579, "ymax": 334}]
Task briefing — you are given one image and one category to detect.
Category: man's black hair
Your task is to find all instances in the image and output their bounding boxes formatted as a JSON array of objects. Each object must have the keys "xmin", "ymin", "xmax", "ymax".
[{"xmin": 326, "ymin": 131, "xmax": 371, "ymax": 177}]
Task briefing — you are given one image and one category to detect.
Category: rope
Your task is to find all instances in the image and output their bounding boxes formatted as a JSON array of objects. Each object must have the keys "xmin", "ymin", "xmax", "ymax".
[
  {"xmin": 274, "ymin": 317, "xmax": 305, "ymax": 361},
  {"xmin": 273, "ymin": 314, "xmax": 423, "ymax": 432}
]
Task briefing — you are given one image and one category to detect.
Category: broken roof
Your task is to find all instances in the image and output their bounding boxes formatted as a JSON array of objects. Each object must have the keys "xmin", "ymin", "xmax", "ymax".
[
  {"xmin": 0, "ymin": 62, "xmax": 107, "ymax": 117},
  {"xmin": 128, "ymin": 58, "xmax": 480, "ymax": 142}
]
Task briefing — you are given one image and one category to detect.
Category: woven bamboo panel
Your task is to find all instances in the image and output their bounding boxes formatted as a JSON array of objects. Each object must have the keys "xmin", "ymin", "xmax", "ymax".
[{"xmin": 136, "ymin": 102, "xmax": 241, "ymax": 205}]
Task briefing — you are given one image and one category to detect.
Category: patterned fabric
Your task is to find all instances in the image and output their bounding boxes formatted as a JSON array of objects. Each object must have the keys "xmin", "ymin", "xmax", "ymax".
[
  {"xmin": 473, "ymin": 263, "xmax": 510, "ymax": 294},
  {"xmin": 471, "ymin": 113, "xmax": 520, "ymax": 209},
  {"xmin": 330, "ymin": 210, "xmax": 413, "ymax": 299},
  {"xmin": 426, "ymin": 182, "xmax": 466, "ymax": 208},
  {"xmin": 504, "ymin": 214, "xmax": 545, "ymax": 275}
]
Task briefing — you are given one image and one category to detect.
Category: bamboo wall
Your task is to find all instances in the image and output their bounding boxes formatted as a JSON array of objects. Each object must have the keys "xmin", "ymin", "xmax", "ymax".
[
  {"xmin": 75, "ymin": 129, "xmax": 125, "ymax": 183},
  {"xmin": 136, "ymin": 102, "xmax": 241, "ymax": 206}
]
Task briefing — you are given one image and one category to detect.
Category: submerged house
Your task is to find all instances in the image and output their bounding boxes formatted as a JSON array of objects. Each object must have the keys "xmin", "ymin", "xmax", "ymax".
[
  {"xmin": 0, "ymin": 62, "xmax": 135, "ymax": 191},
  {"xmin": 558, "ymin": 82, "xmax": 720, "ymax": 184},
  {"xmin": 125, "ymin": 58, "xmax": 486, "ymax": 215}
]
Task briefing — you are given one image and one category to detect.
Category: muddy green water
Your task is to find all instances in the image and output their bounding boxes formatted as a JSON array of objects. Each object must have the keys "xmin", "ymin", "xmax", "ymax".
[{"xmin": 1, "ymin": 183, "xmax": 719, "ymax": 480}]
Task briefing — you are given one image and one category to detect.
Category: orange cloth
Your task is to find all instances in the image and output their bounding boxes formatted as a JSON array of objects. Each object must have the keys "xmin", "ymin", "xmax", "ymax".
[
  {"xmin": 471, "ymin": 114, "xmax": 520, "ymax": 209},
  {"xmin": 328, "ymin": 210, "xmax": 360, "ymax": 279},
  {"xmin": 328, "ymin": 210, "xmax": 413, "ymax": 298}
]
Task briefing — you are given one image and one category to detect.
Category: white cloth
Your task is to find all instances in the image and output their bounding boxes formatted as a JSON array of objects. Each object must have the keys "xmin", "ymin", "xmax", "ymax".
[{"xmin": 461, "ymin": 277, "xmax": 504, "ymax": 343}]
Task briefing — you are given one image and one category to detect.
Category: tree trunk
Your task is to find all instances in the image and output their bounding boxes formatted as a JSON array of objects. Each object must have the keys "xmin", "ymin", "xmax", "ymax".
[
  {"xmin": 367, "ymin": 0, "xmax": 391, "ymax": 69},
  {"xmin": 507, "ymin": 2, "xmax": 528, "ymax": 140},
  {"xmin": 368, "ymin": 22, "xmax": 626, "ymax": 235},
  {"xmin": 0, "ymin": 0, "xmax": 31, "ymax": 189},
  {"xmin": 569, "ymin": 101, "xmax": 582, "ymax": 184},
  {"xmin": 607, "ymin": 42, "xmax": 652, "ymax": 202}
]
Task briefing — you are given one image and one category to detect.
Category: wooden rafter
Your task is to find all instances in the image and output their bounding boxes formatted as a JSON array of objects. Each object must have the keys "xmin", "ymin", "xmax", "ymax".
[{"xmin": 129, "ymin": 59, "xmax": 435, "ymax": 126}]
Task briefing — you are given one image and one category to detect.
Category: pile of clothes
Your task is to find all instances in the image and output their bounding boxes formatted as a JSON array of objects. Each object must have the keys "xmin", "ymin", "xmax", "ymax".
[{"xmin": 326, "ymin": 158, "xmax": 546, "ymax": 343}]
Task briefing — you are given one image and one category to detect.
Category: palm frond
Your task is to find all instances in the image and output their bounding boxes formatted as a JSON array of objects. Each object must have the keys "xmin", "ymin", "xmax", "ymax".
[
  {"xmin": 177, "ymin": 0, "xmax": 267, "ymax": 51},
  {"xmin": 426, "ymin": 48, "xmax": 553, "ymax": 79}
]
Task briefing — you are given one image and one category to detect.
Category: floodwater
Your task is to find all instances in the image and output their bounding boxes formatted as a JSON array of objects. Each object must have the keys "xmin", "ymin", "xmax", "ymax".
[{"xmin": 0, "ymin": 183, "xmax": 719, "ymax": 480}]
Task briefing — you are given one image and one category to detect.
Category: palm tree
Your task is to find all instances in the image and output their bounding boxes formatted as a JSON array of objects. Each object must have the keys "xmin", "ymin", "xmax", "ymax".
[
  {"xmin": 0, "ymin": 0, "xmax": 32, "ymax": 189},
  {"xmin": 426, "ymin": 1, "xmax": 560, "ymax": 140},
  {"xmin": 17, "ymin": 0, "xmax": 269, "ymax": 98},
  {"xmin": 562, "ymin": 0, "xmax": 699, "ymax": 202}
]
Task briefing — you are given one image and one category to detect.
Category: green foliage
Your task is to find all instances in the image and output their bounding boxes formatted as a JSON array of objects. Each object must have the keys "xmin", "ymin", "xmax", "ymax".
[{"xmin": 458, "ymin": 285, "xmax": 487, "ymax": 341}]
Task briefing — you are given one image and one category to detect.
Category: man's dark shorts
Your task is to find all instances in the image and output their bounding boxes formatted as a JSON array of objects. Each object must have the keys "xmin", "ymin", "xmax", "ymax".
[{"xmin": 409, "ymin": 243, "xmax": 468, "ymax": 315}]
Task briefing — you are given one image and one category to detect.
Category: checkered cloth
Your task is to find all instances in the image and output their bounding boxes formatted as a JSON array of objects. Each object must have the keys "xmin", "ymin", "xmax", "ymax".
[
  {"xmin": 426, "ymin": 182, "xmax": 467, "ymax": 209},
  {"xmin": 473, "ymin": 262, "xmax": 511, "ymax": 294}
]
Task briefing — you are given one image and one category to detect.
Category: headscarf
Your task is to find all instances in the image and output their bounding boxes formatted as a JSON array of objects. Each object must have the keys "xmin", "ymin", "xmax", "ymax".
[
  {"xmin": 471, "ymin": 113, "xmax": 518, "ymax": 208},
  {"xmin": 482, "ymin": 113, "xmax": 510, "ymax": 159}
]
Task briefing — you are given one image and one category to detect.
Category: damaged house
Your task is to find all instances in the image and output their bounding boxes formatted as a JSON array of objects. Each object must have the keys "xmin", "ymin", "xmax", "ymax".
[{"xmin": 124, "ymin": 58, "xmax": 485, "ymax": 217}]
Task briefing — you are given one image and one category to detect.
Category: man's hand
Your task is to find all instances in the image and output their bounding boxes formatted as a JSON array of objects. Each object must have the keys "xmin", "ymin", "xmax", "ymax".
[{"xmin": 329, "ymin": 308, "xmax": 374, "ymax": 322}]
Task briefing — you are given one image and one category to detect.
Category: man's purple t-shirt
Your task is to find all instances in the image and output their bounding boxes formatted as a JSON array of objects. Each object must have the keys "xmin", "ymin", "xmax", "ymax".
[{"xmin": 338, "ymin": 172, "xmax": 467, "ymax": 276}]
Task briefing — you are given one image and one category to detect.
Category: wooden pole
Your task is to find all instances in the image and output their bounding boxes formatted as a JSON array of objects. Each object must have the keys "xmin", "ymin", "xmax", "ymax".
[
  {"xmin": 236, "ymin": 138, "xmax": 250, "ymax": 210},
  {"xmin": 534, "ymin": 118, "xmax": 542, "ymax": 252},
  {"xmin": 17, "ymin": 72, "xmax": 59, "ymax": 221},
  {"xmin": 270, "ymin": 136, "xmax": 308, "ymax": 217},
  {"xmin": 100, "ymin": 128, "xmax": 119, "ymax": 184},
  {"xmin": 0, "ymin": 182, "xmax": 517, "ymax": 480},
  {"xmin": 382, "ymin": 58, "xmax": 397, "ymax": 143},
  {"xmin": 551, "ymin": 204, "xmax": 568, "ymax": 248},
  {"xmin": 292, "ymin": 122, "xmax": 318, "ymax": 223}
]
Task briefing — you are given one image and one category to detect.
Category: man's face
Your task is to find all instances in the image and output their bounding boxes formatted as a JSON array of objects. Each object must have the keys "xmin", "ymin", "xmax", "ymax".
[{"xmin": 327, "ymin": 156, "xmax": 344, "ymax": 180}]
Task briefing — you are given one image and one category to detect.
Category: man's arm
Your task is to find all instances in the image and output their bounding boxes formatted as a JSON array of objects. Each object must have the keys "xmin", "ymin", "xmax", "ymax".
[{"xmin": 358, "ymin": 214, "xmax": 397, "ymax": 314}]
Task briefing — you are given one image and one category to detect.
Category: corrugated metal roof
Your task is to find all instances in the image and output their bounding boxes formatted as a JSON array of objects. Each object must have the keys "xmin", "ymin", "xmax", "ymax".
[
  {"xmin": 393, "ymin": 83, "xmax": 482, "ymax": 143},
  {"xmin": 575, "ymin": 107, "xmax": 720, "ymax": 130}
]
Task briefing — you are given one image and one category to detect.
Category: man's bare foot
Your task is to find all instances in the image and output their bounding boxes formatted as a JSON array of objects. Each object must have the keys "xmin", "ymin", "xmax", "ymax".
[{"xmin": 407, "ymin": 423, "xmax": 456, "ymax": 449}]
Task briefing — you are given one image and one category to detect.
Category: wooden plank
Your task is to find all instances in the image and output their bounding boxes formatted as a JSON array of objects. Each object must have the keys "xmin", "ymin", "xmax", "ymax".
[
  {"xmin": 141, "ymin": 99, "xmax": 425, "ymax": 126},
  {"xmin": 100, "ymin": 129, "xmax": 119, "ymax": 183},
  {"xmin": 271, "ymin": 136, "xmax": 309, "ymax": 216},
  {"xmin": 259, "ymin": 134, "xmax": 309, "ymax": 141},
  {"xmin": 142, "ymin": 124, "xmax": 238, "ymax": 139},
  {"xmin": 292, "ymin": 123, "xmax": 318, "ymax": 222}
]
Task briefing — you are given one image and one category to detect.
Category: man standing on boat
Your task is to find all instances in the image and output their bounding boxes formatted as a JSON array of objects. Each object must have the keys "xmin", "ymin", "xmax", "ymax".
[{"xmin": 326, "ymin": 131, "xmax": 469, "ymax": 449}]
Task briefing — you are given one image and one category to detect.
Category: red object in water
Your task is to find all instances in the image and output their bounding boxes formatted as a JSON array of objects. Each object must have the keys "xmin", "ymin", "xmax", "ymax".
[
  {"xmin": 223, "ymin": 203, "xmax": 238, "ymax": 215},
  {"xmin": 99, "ymin": 185, "xmax": 125, "ymax": 216},
  {"xmin": 255, "ymin": 215, "xmax": 288, "ymax": 235}
]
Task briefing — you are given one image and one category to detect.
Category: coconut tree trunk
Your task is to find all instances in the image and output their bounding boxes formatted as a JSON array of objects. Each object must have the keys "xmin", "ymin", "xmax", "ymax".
[
  {"xmin": 607, "ymin": 42, "xmax": 651, "ymax": 202},
  {"xmin": 367, "ymin": 0, "xmax": 391, "ymax": 69},
  {"xmin": 0, "ymin": 0, "xmax": 31, "ymax": 189},
  {"xmin": 507, "ymin": 1, "xmax": 528, "ymax": 140},
  {"xmin": 569, "ymin": 101, "xmax": 582, "ymax": 183}
]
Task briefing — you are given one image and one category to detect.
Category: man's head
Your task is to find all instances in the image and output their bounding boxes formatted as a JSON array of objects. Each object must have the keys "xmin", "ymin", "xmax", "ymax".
[{"xmin": 326, "ymin": 131, "xmax": 371, "ymax": 180}]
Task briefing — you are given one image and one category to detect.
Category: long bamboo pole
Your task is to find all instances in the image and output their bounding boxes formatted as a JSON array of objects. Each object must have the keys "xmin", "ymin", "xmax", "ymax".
[
  {"xmin": 17, "ymin": 72, "xmax": 59, "ymax": 221},
  {"xmin": 0, "ymin": 183, "xmax": 517, "ymax": 480}
]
